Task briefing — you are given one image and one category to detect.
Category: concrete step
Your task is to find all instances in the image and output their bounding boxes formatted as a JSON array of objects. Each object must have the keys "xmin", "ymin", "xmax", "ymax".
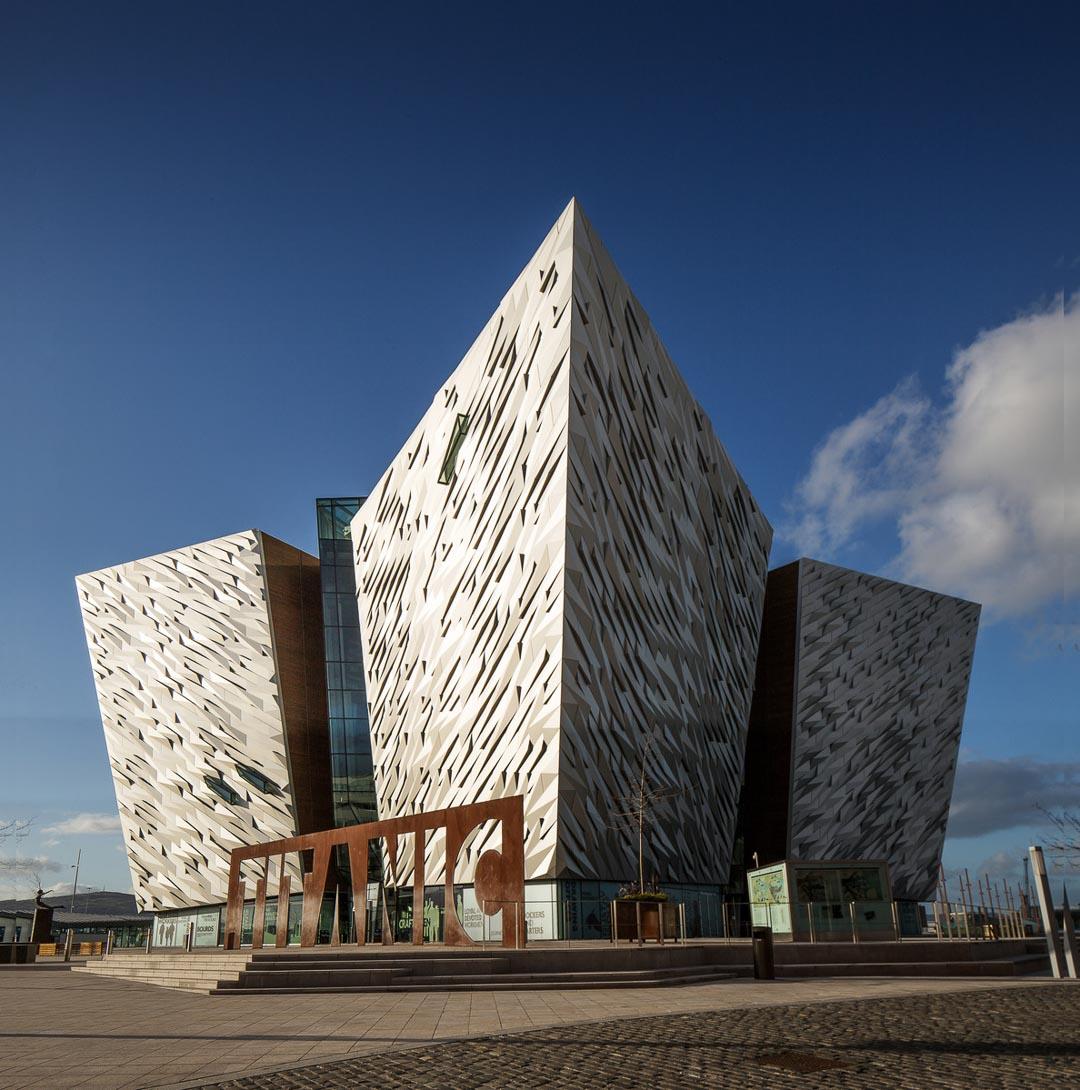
[
  {"xmin": 402, "ymin": 966, "xmax": 736, "ymax": 987},
  {"xmin": 88, "ymin": 958, "xmax": 248, "ymax": 969},
  {"xmin": 211, "ymin": 968, "xmax": 736, "ymax": 995},
  {"xmin": 76, "ymin": 967, "xmax": 242, "ymax": 981},
  {"xmin": 71, "ymin": 969, "xmax": 227, "ymax": 993},
  {"xmin": 80, "ymin": 959, "xmax": 247, "ymax": 969},
  {"xmin": 777, "ymin": 957, "xmax": 1046, "ymax": 979},
  {"xmin": 231, "ymin": 967, "xmax": 413, "ymax": 988},
  {"xmin": 771, "ymin": 941, "xmax": 1046, "ymax": 966},
  {"xmin": 73, "ymin": 954, "xmax": 250, "ymax": 994},
  {"xmin": 243, "ymin": 956, "xmax": 511, "ymax": 975}
]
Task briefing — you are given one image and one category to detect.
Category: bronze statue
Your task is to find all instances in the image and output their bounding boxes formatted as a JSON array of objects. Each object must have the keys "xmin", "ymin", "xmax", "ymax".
[{"xmin": 30, "ymin": 889, "xmax": 55, "ymax": 945}]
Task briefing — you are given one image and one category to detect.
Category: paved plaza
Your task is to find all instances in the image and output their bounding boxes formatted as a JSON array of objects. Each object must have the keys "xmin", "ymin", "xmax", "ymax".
[
  {"xmin": 0, "ymin": 969, "xmax": 1073, "ymax": 1089},
  {"xmin": 197, "ymin": 983, "xmax": 1080, "ymax": 1089}
]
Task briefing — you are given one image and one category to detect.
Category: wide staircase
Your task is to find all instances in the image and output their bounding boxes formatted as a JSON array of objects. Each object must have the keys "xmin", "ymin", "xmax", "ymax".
[
  {"xmin": 74, "ymin": 945, "xmax": 736, "ymax": 995},
  {"xmin": 212, "ymin": 949, "xmax": 736, "ymax": 995},
  {"xmin": 72, "ymin": 938, "xmax": 1048, "ymax": 996},
  {"xmin": 72, "ymin": 950, "xmax": 251, "ymax": 992}
]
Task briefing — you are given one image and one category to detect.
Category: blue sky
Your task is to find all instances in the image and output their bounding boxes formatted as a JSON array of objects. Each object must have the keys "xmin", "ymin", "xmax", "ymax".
[{"xmin": 1, "ymin": 2, "xmax": 1076, "ymax": 902}]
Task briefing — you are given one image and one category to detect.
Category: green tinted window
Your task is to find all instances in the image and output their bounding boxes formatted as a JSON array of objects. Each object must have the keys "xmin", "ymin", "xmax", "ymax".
[{"xmin": 438, "ymin": 414, "xmax": 470, "ymax": 484}]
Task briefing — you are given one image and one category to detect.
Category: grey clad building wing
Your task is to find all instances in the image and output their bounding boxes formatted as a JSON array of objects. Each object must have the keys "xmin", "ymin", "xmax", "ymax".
[{"xmin": 739, "ymin": 558, "xmax": 980, "ymax": 901}]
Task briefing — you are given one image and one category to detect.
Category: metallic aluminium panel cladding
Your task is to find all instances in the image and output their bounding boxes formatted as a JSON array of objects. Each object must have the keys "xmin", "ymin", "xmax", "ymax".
[
  {"xmin": 788, "ymin": 559, "xmax": 980, "ymax": 901},
  {"xmin": 352, "ymin": 199, "xmax": 772, "ymax": 886},
  {"xmin": 560, "ymin": 210, "xmax": 773, "ymax": 884},
  {"xmin": 353, "ymin": 203, "xmax": 574, "ymax": 884},
  {"xmin": 76, "ymin": 530, "xmax": 330, "ymax": 911}
]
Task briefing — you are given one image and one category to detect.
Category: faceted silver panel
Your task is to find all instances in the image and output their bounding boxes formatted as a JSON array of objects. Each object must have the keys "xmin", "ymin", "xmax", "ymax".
[
  {"xmin": 353, "ymin": 203, "xmax": 574, "ymax": 884},
  {"xmin": 76, "ymin": 531, "xmax": 311, "ymax": 911},
  {"xmin": 560, "ymin": 209, "xmax": 773, "ymax": 884},
  {"xmin": 788, "ymin": 559, "xmax": 980, "ymax": 901},
  {"xmin": 352, "ymin": 199, "xmax": 772, "ymax": 886}
]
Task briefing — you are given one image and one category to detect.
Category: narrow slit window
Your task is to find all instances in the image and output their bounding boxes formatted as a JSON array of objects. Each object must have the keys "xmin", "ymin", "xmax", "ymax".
[
  {"xmin": 439, "ymin": 413, "xmax": 470, "ymax": 484},
  {"xmin": 204, "ymin": 775, "xmax": 245, "ymax": 807}
]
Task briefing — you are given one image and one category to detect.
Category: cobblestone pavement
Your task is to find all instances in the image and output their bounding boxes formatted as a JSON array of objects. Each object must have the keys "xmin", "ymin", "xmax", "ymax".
[
  {"xmin": 0, "ymin": 971, "xmax": 1062, "ymax": 1089},
  {"xmin": 198, "ymin": 985, "xmax": 1080, "ymax": 1089}
]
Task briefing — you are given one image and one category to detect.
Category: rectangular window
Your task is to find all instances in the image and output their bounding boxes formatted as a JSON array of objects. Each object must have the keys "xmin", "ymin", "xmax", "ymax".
[
  {"xmin": 337, "ymin": 593, "xmax": 359, "ymax": 626},
  {"xmin": 342, "ymin": 661, "xmax": 365, "ymax": 690},
  {"xmin": 341, "ymin": 628, "xmax": 362, "ymax": 662},
  {"xmin": 438, "ymin": 413, "xmax": 470, "ymax": 484},
  {"xmin": 342, "ymin": 690, "xmax": 367, "ymax": 718}
]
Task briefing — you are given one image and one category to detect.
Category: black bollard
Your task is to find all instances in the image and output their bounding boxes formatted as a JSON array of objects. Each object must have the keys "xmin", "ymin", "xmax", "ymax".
[{"xmin": 752, "ymin": 925, "xmax": 775, "ymax": 980}]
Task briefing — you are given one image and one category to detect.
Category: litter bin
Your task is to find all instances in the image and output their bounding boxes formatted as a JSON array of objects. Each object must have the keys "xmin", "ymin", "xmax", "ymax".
[{"xmin": 752, "ymin": 925, "xmax": 775, "ymax": 980}]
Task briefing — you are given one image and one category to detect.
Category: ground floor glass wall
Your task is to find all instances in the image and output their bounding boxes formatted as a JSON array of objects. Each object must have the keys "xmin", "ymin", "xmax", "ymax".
[{"xmin": 151, "ymin": 880, "xmax": 734, "ymax": 947}]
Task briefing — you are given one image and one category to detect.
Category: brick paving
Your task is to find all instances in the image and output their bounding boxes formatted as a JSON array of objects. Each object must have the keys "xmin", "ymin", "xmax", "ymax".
[
  {"xmin": 0, "ymin": 968, "xmax": 1068, "ymax": 1089},
  {"xmin": 197, "ymin": 985, "xmax": 1080, "ymax": 1089}
]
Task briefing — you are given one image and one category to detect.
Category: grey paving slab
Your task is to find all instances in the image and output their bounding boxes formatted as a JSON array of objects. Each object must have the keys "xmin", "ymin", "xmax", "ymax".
[
  {"xmin": 191, "ymin": 984, "xmax": 1080, "ymax": 1089},
  {"xmin": 0, "ymin": 966, "xmax": 1061, "ymax": 1089}
]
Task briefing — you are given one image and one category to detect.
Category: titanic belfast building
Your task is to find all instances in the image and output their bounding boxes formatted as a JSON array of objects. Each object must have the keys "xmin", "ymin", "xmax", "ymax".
[{"xmin": 76, "ymin": 200, "xmax": 979, "ymax": 941}]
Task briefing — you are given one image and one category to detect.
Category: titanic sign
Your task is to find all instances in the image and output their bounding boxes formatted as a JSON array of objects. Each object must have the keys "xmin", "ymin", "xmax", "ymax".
[{"xmin": 224, "ymin": 795, "xmax": 526, "ymax": 950}]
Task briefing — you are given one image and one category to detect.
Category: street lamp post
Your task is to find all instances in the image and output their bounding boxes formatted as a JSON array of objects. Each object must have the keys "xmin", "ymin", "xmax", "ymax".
[{"xmin": 70, "ymin": 849, "xmax": 81, "ymax": 913}]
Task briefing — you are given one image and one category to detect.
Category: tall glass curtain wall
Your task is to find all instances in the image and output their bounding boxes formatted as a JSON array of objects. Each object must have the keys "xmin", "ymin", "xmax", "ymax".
[{"xmin": 316, "ymin": 498, "xmax": 376, "ymax": 828}]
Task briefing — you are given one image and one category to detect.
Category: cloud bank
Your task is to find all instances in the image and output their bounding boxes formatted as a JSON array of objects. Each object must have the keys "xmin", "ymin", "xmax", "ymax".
[
  {"xmin": 0, "ymin": 854, "xmax": 64, "ymax": 874},
  {"xmin": 785, "ymin": 295, "xmax": 1078, "ymax": 620},
  {"xmin": 42, "ymin": 813, "xmax": 121, "ymax": 837},
  {"xmin": 947, "ymin": 757, "xmax": 1080, "ymax": 839}
]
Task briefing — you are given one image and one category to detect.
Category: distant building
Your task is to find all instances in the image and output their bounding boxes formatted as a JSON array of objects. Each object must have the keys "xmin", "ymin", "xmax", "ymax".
[
  {"xmin": 0, "ymin": 891, "xmax": 152, "ymax": 944},
  {"xmin": 0, "ymin": 909, "xmax": 31, "ymax": 943}
]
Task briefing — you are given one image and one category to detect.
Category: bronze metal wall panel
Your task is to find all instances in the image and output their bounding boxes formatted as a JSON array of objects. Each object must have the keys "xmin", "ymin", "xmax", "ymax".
[
  {"xmin": 260, "ymin": 533, "xmax": 333, "ymax": 836},
  {"xmin": 737, "ymin": 560, "xmax": 801, "ymax": 870}
]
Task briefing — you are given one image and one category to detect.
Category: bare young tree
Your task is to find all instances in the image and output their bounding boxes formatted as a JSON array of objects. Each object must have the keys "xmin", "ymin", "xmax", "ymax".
[
  {"xmin": 1037, "ymin": 805, "xmax": 1080, "ymax": 866},
  {"xmin": 0, "ymin": 817, "xmax": 35, "ymax": 843},
  {"xmin": 0, "ymin": 818, "xmax": 39, "ymax": 899},
  {"xmin": 608, "ymin": 728, "xmax": 685, "ymax": 892}
]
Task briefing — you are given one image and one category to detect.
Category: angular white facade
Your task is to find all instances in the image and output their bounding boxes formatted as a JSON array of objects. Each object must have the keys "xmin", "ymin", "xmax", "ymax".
[
  {"xmin": 352, "ymin": 200, "xmax": 773, "ymax": 887},
  {"xmin": 77, "ymin": 531, "xmax": 330, "ymax": 911}
]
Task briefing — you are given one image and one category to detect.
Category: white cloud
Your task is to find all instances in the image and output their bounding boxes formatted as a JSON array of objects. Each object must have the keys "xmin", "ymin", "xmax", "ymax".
[
  {"xmin": 972, "ymin": 849, "xmax": 1025, "ymax": 882},
  {"xmin": 784, "ymin": 295, "xmax": 1078, "ymax": 621},
  {"xmin": 947, "ymin": 757, "xmax": 1080, "ymax": 838},
  {"xmin": 42, "ymin": 813, "xmax": 121, "ymax": 837},
  {"xmin": 0, "ymin": 854, "xmax": 64, "ymax": 874},
  {"xmin": 786, "ymin": 377, "xmax": 932, "ymax": 556}
]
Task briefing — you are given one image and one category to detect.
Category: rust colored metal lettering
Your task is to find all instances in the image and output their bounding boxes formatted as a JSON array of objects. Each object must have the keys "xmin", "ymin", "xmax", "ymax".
[
  {"xmin": 330, "ymin": 885, "xmax": 341, "ymax": 946},
  {"xmin": 224, "ymin": 860, "xmax": 244, "ymax": 950},
  {"xmin": 224, "ymin": 796, "xmax": 525, "ymax": 950},
  {"xmin": 300, "ymin": 840, "xmax": 333, "ymax": 947},
  {"xmin": 347, "ymin": 836, "xmax": 369, "ymax": 944},
  {"xmin": 275, "ymin": 855, "xmax": 290, "ymax": 948},
  {"xmin": 251, "ymin": 874, "xmax": 267, "ymax": 950},
  {"xmin": 412, "ymin": 830, "xmax": 425, "ymax": 946}
]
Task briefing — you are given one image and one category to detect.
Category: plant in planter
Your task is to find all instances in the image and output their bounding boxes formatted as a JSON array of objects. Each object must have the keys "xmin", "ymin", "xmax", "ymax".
[
  {"xmin": 612, "ymin": 881, "xmax": 679, "ymax": 942},
  {"xmin": 616, "ymin": 881, "xmax": 669, "ymax": 903},
  {"xmin": 608, "ymin": 725, "xmax": 685, "ymax": 893}
]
